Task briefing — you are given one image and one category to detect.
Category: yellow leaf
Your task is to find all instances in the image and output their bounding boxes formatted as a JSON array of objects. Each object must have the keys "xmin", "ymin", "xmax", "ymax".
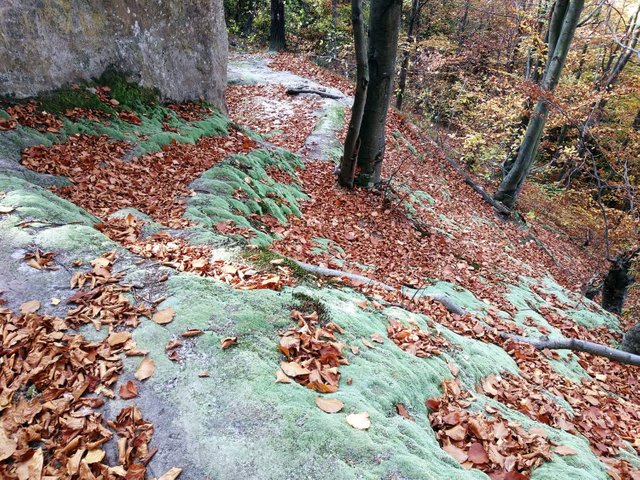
[
  {"xmin": 135, "ymin": 356, "xmax": 156, "ymax": 381},
  {"xmin": 315, "ymin": 397, "xmax": 344, "ymax": 413},
  {"xmin": 20, "ymin": 300, "xmax": 40, "ymax": 314},
  {"xmin": 51, "ymin": 298, "xmax": 61, "ymax": 305},
  {"xmin": 153, "ymin": 308, "xmax": 175, "ymax": 325},
  {"xmin": 84, "ymin": 449, "xmax": 105, "ymax": 464},
  {"xmin": 346, "ymin": 412, "xmax": 371, "ymax": 430}
]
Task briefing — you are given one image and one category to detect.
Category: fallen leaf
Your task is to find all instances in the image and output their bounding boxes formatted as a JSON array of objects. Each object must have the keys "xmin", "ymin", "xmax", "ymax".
[
  {"xmin": 443, "ymin": 443, "xmax": 468, "ymax": 463},
  {"xmin": 370, "ymin": 332, "xmax": 384, "ymax": 343},
  {"xmin": 198, "ymin": 370, "xmax": 210, "ymax": 377},
  {"xmin": 181, "ymin": 329, "xmax": 204, "ymax": 337},
  {"xmin": 158, "ymin": 467, "xmax": 183, "ymax": 480},
  {"xmin": 220, "ymin": 336, "xmax": 238, "ymax": 349},
  {"xmin": 0, "ymin": 428, "xmax": 17, "ymax": 461},
  {"xmin": 16, "ymin": 447, "xmax": 43, "ymax": 480},
  {"xmin": 119, "ymin": 380, "xmax": 139, "ymax": 399},
  {"xmin": 85, "ymin": 449, "xmax": 105, "ymax": 464},
  {"xmin": 467, "ymin": 442, "xmax": 489, "ymax": 464},
  {"xmin": 276, "ymin": 369, "xmax": 292, "ymax": 383},
  {"xmin": 108, "ymin": 331, "xmax": 132, "ymax": 347},
  {"xmin": 20, "ymin": 300, "xmax": 41, "ymax": 314},
  {"xmin": 153, "ymin": 308, "xmax": 175, "ymax": 325},
  {"xmin": 135, "ymin": 356, "xmax": 156, "ymax": 381},
  {"xmin": 51, "ymin": 297, "xmax": 61, "ymax": 305},
  {"xmin": 280, "ymin": 361, "xmax": 311, "ymax": 377},
  {"xmin": 315, "ymin": 397, "xmax": 344, "ymax": 413},
  {"xmin": 0, "ymin": 206, "xmax": 15, "ymax": 213},
  {"xmin": 555, "ymin": 445, "xmax": 577, "ymax": 456},
  {"xmin": 396, "ymin": 403, "xmax": 415, "ymax": 421},
  {"xmin": 346, "ymin": 412, "xmax": 371, "ymax": 430}
]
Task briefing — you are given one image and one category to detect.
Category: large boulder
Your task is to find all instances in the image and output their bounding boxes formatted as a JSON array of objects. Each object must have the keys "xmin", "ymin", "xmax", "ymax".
[{"xmin": 0, "ymin": 0, "xmax": 228, "ymax": 109}]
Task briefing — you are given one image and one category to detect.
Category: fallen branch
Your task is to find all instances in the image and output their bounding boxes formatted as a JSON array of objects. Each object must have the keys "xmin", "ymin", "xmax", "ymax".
[
  {"xmin": 503, "ymin": 334, "xmax": 640, "ymax": 367},
  {"xmin": 286, "ymin": 86, "xmax": 344, "ymax": 100},
  {"xmin": 292, "ymin": 260, "xmax": 640, "ymax": 367}
]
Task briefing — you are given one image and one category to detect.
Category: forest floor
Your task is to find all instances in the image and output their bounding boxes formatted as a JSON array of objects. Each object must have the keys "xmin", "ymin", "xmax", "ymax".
[{"xmin": 0, "ymin": 52, "xmax": 639, "ymax": 480}]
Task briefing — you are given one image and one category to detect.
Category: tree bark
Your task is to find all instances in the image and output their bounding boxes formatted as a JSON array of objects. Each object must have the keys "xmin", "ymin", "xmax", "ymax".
[
  {"xmin": 269, "ymin": 0, "xmax": 286, "ymax": 51},
  {"xmin": 355, "ymin": 0, "xmax": 403, "ymax": 187},
  {"xmin": 495, "ymin": 0, "xmax": 584, "ymax": 208},
  {"xmin": 395, "ymin": 0, "xmax": 421, "ymax": 111},
  {"xmin": 339, "ymin": 0, "xmax": 369, "ymax": 188}
]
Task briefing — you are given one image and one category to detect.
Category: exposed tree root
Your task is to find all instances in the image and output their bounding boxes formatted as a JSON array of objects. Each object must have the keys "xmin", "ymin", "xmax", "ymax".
[
  {"xmin": 286, "ymin": 86, "xmax": 344, "ymax": 99},
  {"xmin": 293, "ymin": 260, "xmax": 640, "ymax": 367}
]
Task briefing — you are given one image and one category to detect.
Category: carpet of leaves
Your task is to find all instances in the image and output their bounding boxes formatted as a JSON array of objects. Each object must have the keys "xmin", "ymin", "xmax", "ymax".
[
  {"xmin": 276, "ymin": 309, "xmax": 347, "ymax": 393},
  {"xmin": 22, "ymin": 131, "xmax": 255, "ymax": 228},
  {"xmin": 259, "ymin": 55, "xmax": 639, "ymax": 477},
  {"xmin": 226, "ymin": 83, "xmax": 323, "ymax": 152},
  {"xmin": 0, "ymin": 253, "xmax": 174, "ymax": 479}
]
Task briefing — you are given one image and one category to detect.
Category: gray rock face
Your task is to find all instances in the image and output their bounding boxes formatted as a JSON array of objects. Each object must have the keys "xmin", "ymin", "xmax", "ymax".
[{"xmin": 0, "ymin": 0, "xmax": 228, "ymax": 109}]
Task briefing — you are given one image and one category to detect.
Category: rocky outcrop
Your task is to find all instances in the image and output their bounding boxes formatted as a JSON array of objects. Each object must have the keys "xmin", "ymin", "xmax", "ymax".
[{"xmin": 0, "ymin": 0, "xmax": 228, "ymax": 109}]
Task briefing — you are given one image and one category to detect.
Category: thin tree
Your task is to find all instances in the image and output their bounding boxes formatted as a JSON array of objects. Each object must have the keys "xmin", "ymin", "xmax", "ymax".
[
  {"xmin": 395, "ymin": 0, "xmax": 423, "ymax": 111},
  {"xmin": 338, "ymin": 0, "xmax": 369, "ymax": 187},
  {"xmin": 494, "ymin": 0, "xmax": 585, "ymax": 208},
  {"xmin": 354, "ymin": 0, "xmax": 403, "ymax": 187},
  {"xmin": 269, "ymin": 0, "xmax": 286, "ymax": 51}
]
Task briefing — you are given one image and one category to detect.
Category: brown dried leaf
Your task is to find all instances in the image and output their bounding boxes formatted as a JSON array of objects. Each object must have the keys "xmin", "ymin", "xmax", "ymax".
[
  {"xmin": 153, "ymin": 307, "xmax": 175, "ymax": 325},
  {"xmin": 315, "ymin": 397, "xmax": 344, "ymax": 413},
  {"xmin": 135, "ymin": 356, "xmax": 156, "ymax": 381},
  {"xmin": 346, "ymin": 412, "xmax": 371, "ymax": 430}
]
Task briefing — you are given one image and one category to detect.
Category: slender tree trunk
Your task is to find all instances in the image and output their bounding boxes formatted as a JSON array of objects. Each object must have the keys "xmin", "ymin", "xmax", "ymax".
[
  {"xmin": 495, "ymin": 0, "xmax": 584, "ymax": 208},
  {"xmin": 355, "ymin": 0, "xmax": 403, "ymax": 187},
  {"xmin": 395, "ymin": 0, "xmax": 421, "ymax": 111},
  {"xmin": 269, "ymin": 0, "xmax": 286, "ymax": 51},
  {"xmin": 338, "ymin": 0, "xmax": 369, "ymax": 188},
  {"xmin": 633, "ymin": 108, "xmax": 640, "ymax": 131}
]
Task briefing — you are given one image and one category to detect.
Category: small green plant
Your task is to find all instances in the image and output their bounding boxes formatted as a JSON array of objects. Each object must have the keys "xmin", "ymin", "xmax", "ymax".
[
  {"xmin": 39, "ymin": 85, "xmax": 115, "ymax": 115},
  {"xmin": 97, "ymin": 69, "xmax": 160, "ymax": 113}
]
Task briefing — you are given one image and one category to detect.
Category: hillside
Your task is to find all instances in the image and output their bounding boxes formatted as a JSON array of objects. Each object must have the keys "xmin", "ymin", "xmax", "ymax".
[{"xmin": 0, "ymin": 53, "xmax": 638, "ymax": 480}]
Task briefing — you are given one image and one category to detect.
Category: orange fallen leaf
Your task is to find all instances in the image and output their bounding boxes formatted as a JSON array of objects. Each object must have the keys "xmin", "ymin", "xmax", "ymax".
[
  {"xmin": 220, "ymin": 336, "xmax": 238, "ymax": 349},
  {"xmin": 443, "ymin": 443, "xmax": 468, "ymax": 463},
  {"xmin": 467, "ymin": 442, "xmax": 489, "ymax": 464},
  {"xmin": 153, "ymin": 307, "xmax": 175, "ymax": 325},
  {"xmin": 20, "ymin": 299, "xmax": 40, "ymax": 314},
  {"xmin": 198, "ymin": 370, "xmax": 210, "ymax": 377},
  {"xmin": 281, "ymin": 361, "xmax": 311, "ymax": 377},
  {"xmin": 0, "ymin": 428, "xmax": 17, "ymax": 461},
  {"xmin": 135, "ymin": 356, "xmax": 156, "ymax": 381},
  {"xmin": 555, "ymin": 445, "xmax": 577, "ymax": 456},
  {"xmin": 315, "ymin": 397, "xmax": 344, "ymax": 413},
  {"xmin": 119, "ymin": 380, "xmax": 139, "ymax": 399},
  {"xmin": 181, "ymin": 329, "xmax": 204, "ymax": 337},
  {"xmin": 276, "ymin": 369, "xmax": 292, "ymax": 383}
]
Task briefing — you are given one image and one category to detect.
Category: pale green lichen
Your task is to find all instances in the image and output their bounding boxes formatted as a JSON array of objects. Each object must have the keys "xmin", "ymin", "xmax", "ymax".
[{"xmin": 186, "ymin": 149, "xmax": 307, "ymax": 246}]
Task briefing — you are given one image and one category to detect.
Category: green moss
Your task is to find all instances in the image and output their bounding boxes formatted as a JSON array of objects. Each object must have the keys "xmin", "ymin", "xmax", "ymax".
[
  {"xmin": 243, "ymin": 247, "xmax": 309, "ymax": 279},
  {"xmin": 96, "ymin": 69, "xmax": 160, "ymax": 113},
  {"xmin": 0, "ymin": 176, "xmax": 98, "ymax": 225},
  {"xmin": 39, "ymin": 85, "xmax": 114, "ymax": 116},
  {"xmin": 34, "ymin": 224, "xmax": 117, "ymax": 254},
  {"xmin": 186, "ymin": 149, "xmax": 307, "ymax": 246}
]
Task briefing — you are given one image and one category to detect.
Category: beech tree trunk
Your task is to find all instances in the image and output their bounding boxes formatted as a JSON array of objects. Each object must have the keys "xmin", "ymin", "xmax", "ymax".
[
  {"xmin": 269, "ymin": 0, "xmax": 286, "ymax": 51},
  {"xmin": 338, "ymin": 0, "xmax": 369, "ymax": 188},
  {"xmin": 355, "ymin": 0, "xmax": 403, "ymax": 187},
  {"xmin": 495, "ymin": 0, "xmax": 584, "ymax": 208},
  {"xmin": 395, "ymin": 0, "xmax": 421, "ymax": 111}
]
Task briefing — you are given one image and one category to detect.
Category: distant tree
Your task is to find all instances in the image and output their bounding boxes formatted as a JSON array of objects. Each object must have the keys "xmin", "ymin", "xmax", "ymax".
[
  {"xmin": 338, "ymin": 0, "xmax": 368, "ymax": 187},
  {"xmin": 269, "ymin": 0, "xmax": 286, "ymax": 51},
  {"xmin": 395, "ymin": 0, "xmax": 423, "ymax": 111},
  {"xmin": 494, "ymin": 0, "xmax": 585, "ymax": 208},
  {"xmin": 354, "ymin": 0, "xmax": 403, "ymax": 186}
]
